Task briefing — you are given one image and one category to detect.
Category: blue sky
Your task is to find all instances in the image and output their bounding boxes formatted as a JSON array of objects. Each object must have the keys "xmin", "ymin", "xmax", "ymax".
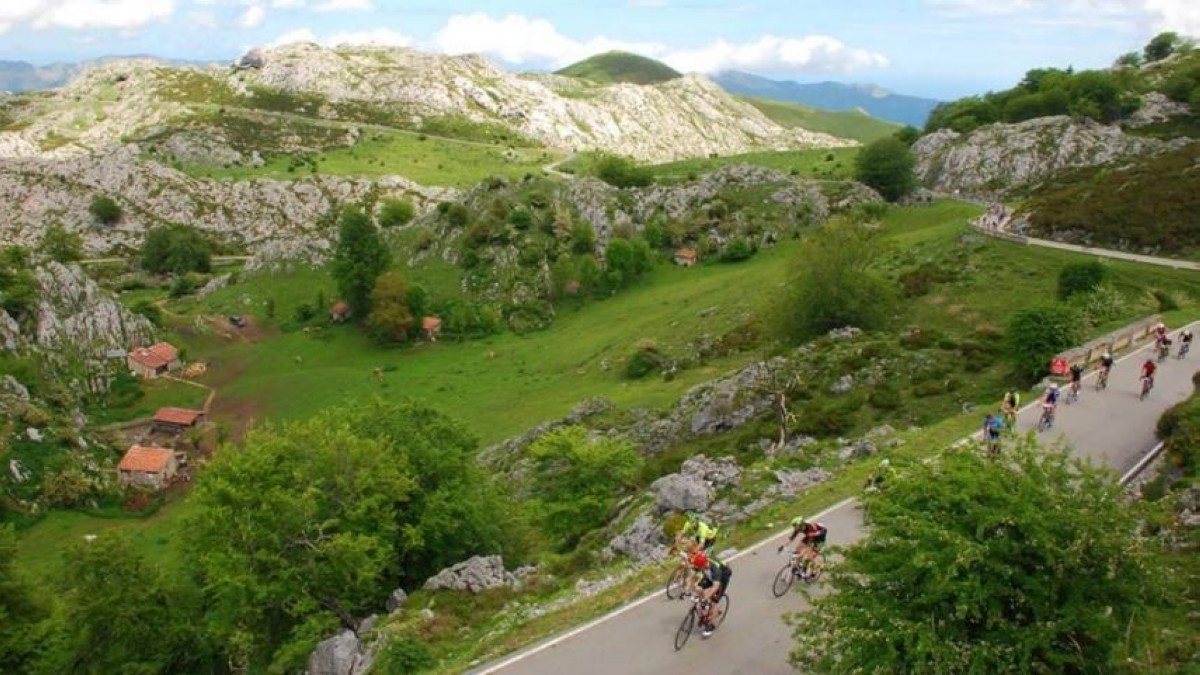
[{"xmin": 1, "ymin": 1, "xmax": 1197, "ymax": 99}]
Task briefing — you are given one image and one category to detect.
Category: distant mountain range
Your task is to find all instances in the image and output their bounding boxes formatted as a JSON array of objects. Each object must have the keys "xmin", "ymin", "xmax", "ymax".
[
  {"xmin": 0, "ymin": 56, "xmax": 209, "ymax": 93},
  {"xmin": 712, "ymin": 71, "xmax": 941, "ymax": 128}
]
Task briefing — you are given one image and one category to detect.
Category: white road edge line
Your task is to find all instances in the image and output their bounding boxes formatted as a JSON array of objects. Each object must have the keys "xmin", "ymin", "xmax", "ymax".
[
  {"xmin": 475, "ymin": 497, "xmax": 856, "ymax": 674},
  {"xmin": 479, "ymin": 320, "xmax": 1197, "ymax": 673},
  {"xmin": 1119, "ymin": 442, "xmax": 1167, "ymax": 486}
]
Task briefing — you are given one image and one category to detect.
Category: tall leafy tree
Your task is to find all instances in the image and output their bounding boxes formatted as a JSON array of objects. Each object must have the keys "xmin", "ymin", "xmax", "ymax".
[
  {"xmin": 776, "ymin": 221, "xmax": 897, "ymax": 342},
  {"xmin": 854, "ymin": 137, "xmax": 918, "ymax": 201},
  {"xmin": 1006, "ymin": 303, "xmax": 1080, "ymax": 381},
  {"xmin": 331, "ymin": 208, "xmax": 391, "ymax": 317},
  {"xmin": 0, "ymin": 525, "xmax": 48, "ymax": 673},
  {"xmin": 43, "ymin": 534, "xmax": 213, "ymax": 674},
  {"xmin": 140, "ymin": 223, "xmax": 212, "ymax": 274},
  {"xmin": 791, "ymin": 440, "xmax": 1167, "ymax": 674},
  {"xmin": 525, "ymin": 426, "xmax": 641, "ymax": 549},
  {"xmin": 368, "ymin": 272, "xmax": 415, "ymax": 342}
]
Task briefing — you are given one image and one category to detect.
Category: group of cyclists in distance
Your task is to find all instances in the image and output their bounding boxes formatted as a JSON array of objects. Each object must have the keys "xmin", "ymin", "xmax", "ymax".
[
  {"xmin": 670, "ymin": 511, "xmax": 827, "ymax": 638},
  {"xmin": 667, "ymin": 322, "xmax": 1192, "ymax": 643},
  {"xmin": 991, "ymin": 321, "xmax": 1193, "ymax": 441}
]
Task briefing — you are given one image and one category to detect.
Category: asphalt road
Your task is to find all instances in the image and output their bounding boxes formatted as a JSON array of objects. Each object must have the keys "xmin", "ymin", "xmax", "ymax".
[{"xmin": 476, "ymin": 325, "xmax": 1199, "ymax": 675}]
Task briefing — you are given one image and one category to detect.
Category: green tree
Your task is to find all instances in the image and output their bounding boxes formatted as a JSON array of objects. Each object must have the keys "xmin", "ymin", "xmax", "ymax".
[
  {"xmin": 893, "ymin": 125, "xmax": 920, "ymax": 146},
  {"xmin": 1006, "ymin": 304, "xmax": 1080, "ymax": 381},
  {"xmin": 38, "ymin": 224, "xmax": 83, "ymax": 263},
  {"xmin": 186, "ymin": 416, "xmax": 415, "ymax": 670},
  {"xmin": 594, "ymin": 154, "xmax": 652, "ymax": 188},
  {"xmin": 0, "ymin": 247, "xmax": 37, "ymax": 320},
  {"xmin": 377, "ymin": 199, "xmax": 416, "ymax": 228},
  {"xmin": 777, "ymin": 222, "xmax": 897, "ymax": 342},
  {"xmin": 0, "ymin": 525, "xmax": 48, "ymax": 672},
  {"xmin": 570, "ymin": 222, "xmax": 597, "ymax": 255},
  {"xmin": 88, "ymin": 195, "xmax": 121, "ymax": 225},
  {"xmin": 1115, "ymin": 51, "xmax": 1144, "ymax": 68},
  {"xmin": 44, "ymin": 534, "xmax": 213, "ymax": 674},
  {"xmin": 331, "ymin": 208, "xmax": 391, "ymax": 318},
  {"xmin": 854, "ymin": 137, "xmax": 918, "ymax": 202},
  {"xmin": 1145, "ymin": 31, "xmax": 1182, "ymax": 62},
  {"xmin": 525, "ymin": 427, "xmax": 641, "ymax": 548},
  {"xmin": 604, "ymin": 237, "xmax": 653, "ymax": 287},
  {"xmin": 791, "ymin": 440, "xmax": 1167, "ymax": 673},
  {"xmin": 1057, "ymin": 260, "xmax": 1109, "ymax": 299},
  {"xmin": 140, "ymin": 223, "xmax": 213, "ymax": 275},
  {"xmin": 368, "ymin": 272, "xmax": 415, "ymax": 343}
]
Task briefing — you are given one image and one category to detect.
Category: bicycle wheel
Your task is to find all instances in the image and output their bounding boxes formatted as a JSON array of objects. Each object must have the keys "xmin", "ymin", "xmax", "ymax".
[
  {"xmin": 665, "ymin": 566, "xmax": 689, "ymax": 600},
  {"xmin": 804, "ymin": 553, "xmax": 826, "ymax": 583},
  {"xmin": 711, "ymin": 594, "xmax": 730, "ymax": 630},
  {"xmin": 673, "ymin": 608, "xmax": 696, "ymax": 651},
  {"xmin": 772, "ymin": 562, "xmax": 796, "ymax": 598}
]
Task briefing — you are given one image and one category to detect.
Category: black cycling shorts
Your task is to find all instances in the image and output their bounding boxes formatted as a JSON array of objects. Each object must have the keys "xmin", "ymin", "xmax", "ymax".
[{"xmin": 804, "ymin": 531, "xmax": 827, "ymax": 547}]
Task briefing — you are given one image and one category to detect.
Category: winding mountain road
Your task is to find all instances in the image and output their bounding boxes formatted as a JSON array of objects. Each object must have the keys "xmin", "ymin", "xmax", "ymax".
[{"xmin": 476, "ymin": 324, "xmax": 1199, "ymax": 675}]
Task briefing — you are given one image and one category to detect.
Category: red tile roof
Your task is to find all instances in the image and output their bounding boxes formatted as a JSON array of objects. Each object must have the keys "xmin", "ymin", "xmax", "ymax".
[
  {"xmin": 117, "ymin": 446, "xmax": 174, "ymax": 473},
  {"xmin": 675, "ymin": 248, "xmax": 699, "ymax": 262},
  {"xmin": 422, "ymin": 316, "xmax": 443, "ymax": 332},
  {"xmin": 331, "ymin": 301, "xmax": 351, "ymax": 316},
  {"xmin": 128, "ymin": 342, "xmax": 178, "ymax": 370},
  {"xmin": 154, "ymin": 408, "xmax": 203, "ymax": 426}
]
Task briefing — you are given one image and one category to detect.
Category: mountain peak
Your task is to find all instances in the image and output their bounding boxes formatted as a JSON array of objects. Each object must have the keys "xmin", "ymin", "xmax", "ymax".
[
  {"xmin": 713, "ymin": 71, "xmax": 940, "ymax": 127},
  {"xmin": 555, "ymin": 51, "xmax": 682, "ymax": 85}
]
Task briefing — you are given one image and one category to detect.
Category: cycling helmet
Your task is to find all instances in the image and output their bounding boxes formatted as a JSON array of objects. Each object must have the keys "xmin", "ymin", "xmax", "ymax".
[
  {"xmin": 685, "ymin": 511, "xmax": 699, "ymax": 522},
  {"xmin": 790, "ymin": 516, "xmax": 806, "ymax": 528},
  {"xmin": 689, "ymin": 550, "xmax": 709, "ymax": 570},
  {"xmin": 1049, "ymin": 382, "xmax": 1059, "ymax": 390},
  {"xmin": 879, "ymin": 458, "xmax": 891, "ymax": 468},
  {"xmin": 1102, "ymin": 351, "xmax": 1111, "ymax": 360}
]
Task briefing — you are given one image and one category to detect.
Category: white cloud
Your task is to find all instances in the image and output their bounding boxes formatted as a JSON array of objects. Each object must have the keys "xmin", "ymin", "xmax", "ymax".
[
  {"xmin": 311, "ymin": 0, "xmax": 372, "ymax": 11},
  {"xmin": 236, "ymin": 4, "xmax": 265, "ymax": 28},
  {"xmin": 0, "ymin": 0, "xmax": 175, "ymax": 33},
  {"xmin": 433, "ymin": 13, "xmax": 666, "ymax": 67},
  {"xmin": 665, "ymin": 35, "xmax": 890, "ymax": 74},
  {"xmin": 927, "ymin": 0, "xmax": 1200, "ymax": 34},
  {"xmin": 269, "ymin": 26, "xmax": 410, "ymax": 48},
  {"xmin": 431, "ymin": 13, "xmax": 887, "ymax": 75},
  {"xmin": 270, "ymin": 0, "xmax": 305, "ymax": 7}
]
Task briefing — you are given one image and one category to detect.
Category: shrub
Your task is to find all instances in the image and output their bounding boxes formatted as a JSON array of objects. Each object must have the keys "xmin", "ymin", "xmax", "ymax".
[
  {"xmin": 168, "ymin": 275, "xmax": 195, "ymax": 297},
  {"xmin": 720, "ymin": 238, "xmax": 756, "ymax": 262},
  {"xmin": 1057, "ymin": 260, "xmax": 1108, "ymax": 299},
  {"xmin": 131, "ymin": 300, "xmax": 163, "ymax": 325},
  {"xmin": 141, "ymin": 223, "xmax": 213, "ymax": 275},
  {"xmin": 507, "ymin": 207, "xmax": 533, "ymax": 230},
  {"xmin": 88, "ymin": 195, "xmax": 121, "ymax": 225},
  {"xmin": 626, "ymin": 343, "xmax": 665, "ymax": 379},
  {"xmin": 445, "ymin": 203, "xmax": 469, "ymax": 228},
  {"xmin": 294, "ymin": 302, "xmax": 315, "ymax": 322},
  {"xmin": 594, "ymin": 154, "xmax": 653, "ymax": 188},
  {"xmin": 377, "ymin": 635, "xmax": 434, "ymax": 674},
  {"xmin": 1006, "ymin": 304, "xmax": 1080, "ymax": 381},
  {"xmin": 377, "ymin": 199, "xmax": 415, "ymax": 228},
  {"xmin": 869, "ymin": 382, "xmax": 902, "ymax": 410},
  {"xmin": 854, "ymin": 138, "xmax": 917, "ymax": 202}
]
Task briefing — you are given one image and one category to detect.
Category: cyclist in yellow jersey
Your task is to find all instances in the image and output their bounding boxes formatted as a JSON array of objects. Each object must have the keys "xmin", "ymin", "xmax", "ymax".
[{"xmin": 676, "ymin": 512, "xmax": 718, "ymax": 552}]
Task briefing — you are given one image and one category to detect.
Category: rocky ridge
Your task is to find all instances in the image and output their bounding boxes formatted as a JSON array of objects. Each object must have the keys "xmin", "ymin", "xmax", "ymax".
[
  {"xmin": 0, "ymin": 145, "xmax": 453, "ymax": 258},
  {"xmin": 913, "ymin": 115, "xmax": 1192, "ymax": 195}
]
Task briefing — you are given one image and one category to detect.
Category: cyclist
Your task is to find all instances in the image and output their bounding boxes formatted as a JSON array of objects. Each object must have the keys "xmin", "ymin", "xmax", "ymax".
[
  {"xmin": 1068, "ymin": 362, "xmax": 1084, "ymax": 400},
  {"xmin": 1099, "ymin": 351, "xmax": 1114, "ymax": 375},
  {"xmin": 1140, "ymin": 358, "xmax": 1157, "ymax": 392},
  {"xmin": 676, "ymin": 512, "xmax": 718, "ymax": 553},
  {"xmin": 983, "ymin": 412, "xmax": 1004, "ymax": 454},
  {"xmin": 1155, "ymin": 321, "xmax": 1168, "ymax": 341},
  {"xmin": 688, "ymin": 550, "xmax": 731, "ymax": 637},
  {"xmin": 1180, "ymin": 330, "xmax": 1193, "ymax": 358},
  {"xmin": 864, "ymin": 458, "xmax": 893, "ymax": 493},
  {"xmin": 1040, "ymin": 383, "xmax": 1060, "ymax": 428},
  {"xmin": 778, "ymin": 517, "xmax": 828, "ymax": 562},
  {"xmin": 1001, "ymin": 389, "xmax": 1020, "ymax": 428},
  {"xmin": 1156, "ymin": 334, "xmax": 1172, "ymax": 362}
]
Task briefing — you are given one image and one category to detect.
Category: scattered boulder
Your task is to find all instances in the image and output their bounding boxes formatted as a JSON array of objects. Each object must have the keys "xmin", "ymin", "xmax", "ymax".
[
  {"xmin": 305, "ymin": 624, "xmax": 377, "ymax": 675},
  {"xmin": 422, "ymin": 555, "xmax": 531, "ymax": 593},
  {"xmin": 830, "ymin": 374, "xmax": 855, "ymax": 395},
  {"xmin": 827, "ymin": 326, "xmax": 862, "ymax": 340},
  {"xmin": 25, "ymin": 428, "xmax": 42, "ymax": 442},
  {"xmin": 838, "ymin": 439, "xmax": 877, "ymax": 462},
  {"xmin": 197, "ymin": 274, "xmax": 231, "ymax": 298},
  {"xmin": 683, "ymin": 359, "xmax": 782, "ymax": 435},
  {"xmin": 385, "ymin": 588, "xmax": 408, "ymax": 614},
  {"xmin": 773, "ymin": 468, "xmax": 832, "ymax": 497},
  {"xmin": 680, "ymin": 454, "xmax": 742, "ymax": 490},
  {"xmin": 236, "ymin": 48, "xmax": 266, "ymax": 70},
  {"xmin": 651, "ymin": 473, "xmax": 711, "ymax": 513},
  {"xmin": 606, "ymin": 514, "xmax": 666, "ymax": 563}
]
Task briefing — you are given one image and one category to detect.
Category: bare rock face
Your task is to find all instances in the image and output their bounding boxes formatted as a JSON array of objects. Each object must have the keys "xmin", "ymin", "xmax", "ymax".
[
  {"xmin": 0, "ymin": 147, "xmax": 453, "ymax": 258},
  {"xmin": 606, "ymin": 514, "xmax": 667, "ymax": 563},
  {"xmin": 33, "ymin": 262, "xmax": 154, "ymax": 353},
  {"xmin": 913, "ymin": 116, "xmax": 1185, "ymax": 195},
  {"xmin": 422, "ymin": 555, "xmax": 535, "ymax": 593},
  {"xmin": 306, "ymin": 626, "xmax": 377, "ymax": 675}
]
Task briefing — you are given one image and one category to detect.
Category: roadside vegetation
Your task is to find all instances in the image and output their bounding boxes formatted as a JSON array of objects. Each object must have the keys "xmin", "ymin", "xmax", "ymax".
[
  {"xmin": 561, "ymin": 146, "xmax": 859, "ymax": 183},
  {"xmin": 7, "ymin": 194, "xmax": 1200, "ymax": 671}
]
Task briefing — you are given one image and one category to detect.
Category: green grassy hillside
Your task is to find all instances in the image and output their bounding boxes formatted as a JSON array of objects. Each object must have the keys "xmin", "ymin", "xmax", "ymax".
[
  {"xmin": 1021, "ymin": 143, "xmax": 1200, "ymax": 259},
  {"xmin": 555, "ymin": 51, "xmax": 682, "ymax": 85},
  {"xmin": 560, "ymin": 146, "xmax": 860, "ymax": 183},
  {"xmin": 740, "ymin": 96, "xmax": 900, "ymax": 143}
]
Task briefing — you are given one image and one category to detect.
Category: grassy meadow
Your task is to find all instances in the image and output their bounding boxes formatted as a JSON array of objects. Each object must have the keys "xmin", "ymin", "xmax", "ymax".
[
  {"xmin": 17, "ymin": 199, "xmax": 1200, "ymax": 590},
  {"xmin": 740, "ymin": 96, "xmax": 901, "ymax": 143}
]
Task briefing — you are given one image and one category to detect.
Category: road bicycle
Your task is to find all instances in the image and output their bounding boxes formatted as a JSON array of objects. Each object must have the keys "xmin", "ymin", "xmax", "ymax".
[
  {"xmin": 1157, "ymin": 343, "xmax": 1170, "ymax": 363},
  {"xmin": 664, "ymin": 547, "xmax": 698, "ymax": 600},
  {"xmin": 1036, "ymin": 403, "xmax": 1055, "ymax": 432},
  {"xmin": 1140, "ymin": 375, "xmax": 1154, "ymax": 401},
  {"xmin": 1179, "ymin": 341, "xmax": 1192, "ymax": 360},
  {"xmin": 1096, "ymin": 367, "xmax": 1109, "ymax": 391},
  {"xmin": 771, "ymin": 549, "xmax": 825, "ymax": 598},
  {"xmin": 1066, "ymin": 379, "xmax": 1080, "ymax": 405},
  {"xmin": 673, "ymin": 592, "xmax": 730, "ymax": 650}
]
